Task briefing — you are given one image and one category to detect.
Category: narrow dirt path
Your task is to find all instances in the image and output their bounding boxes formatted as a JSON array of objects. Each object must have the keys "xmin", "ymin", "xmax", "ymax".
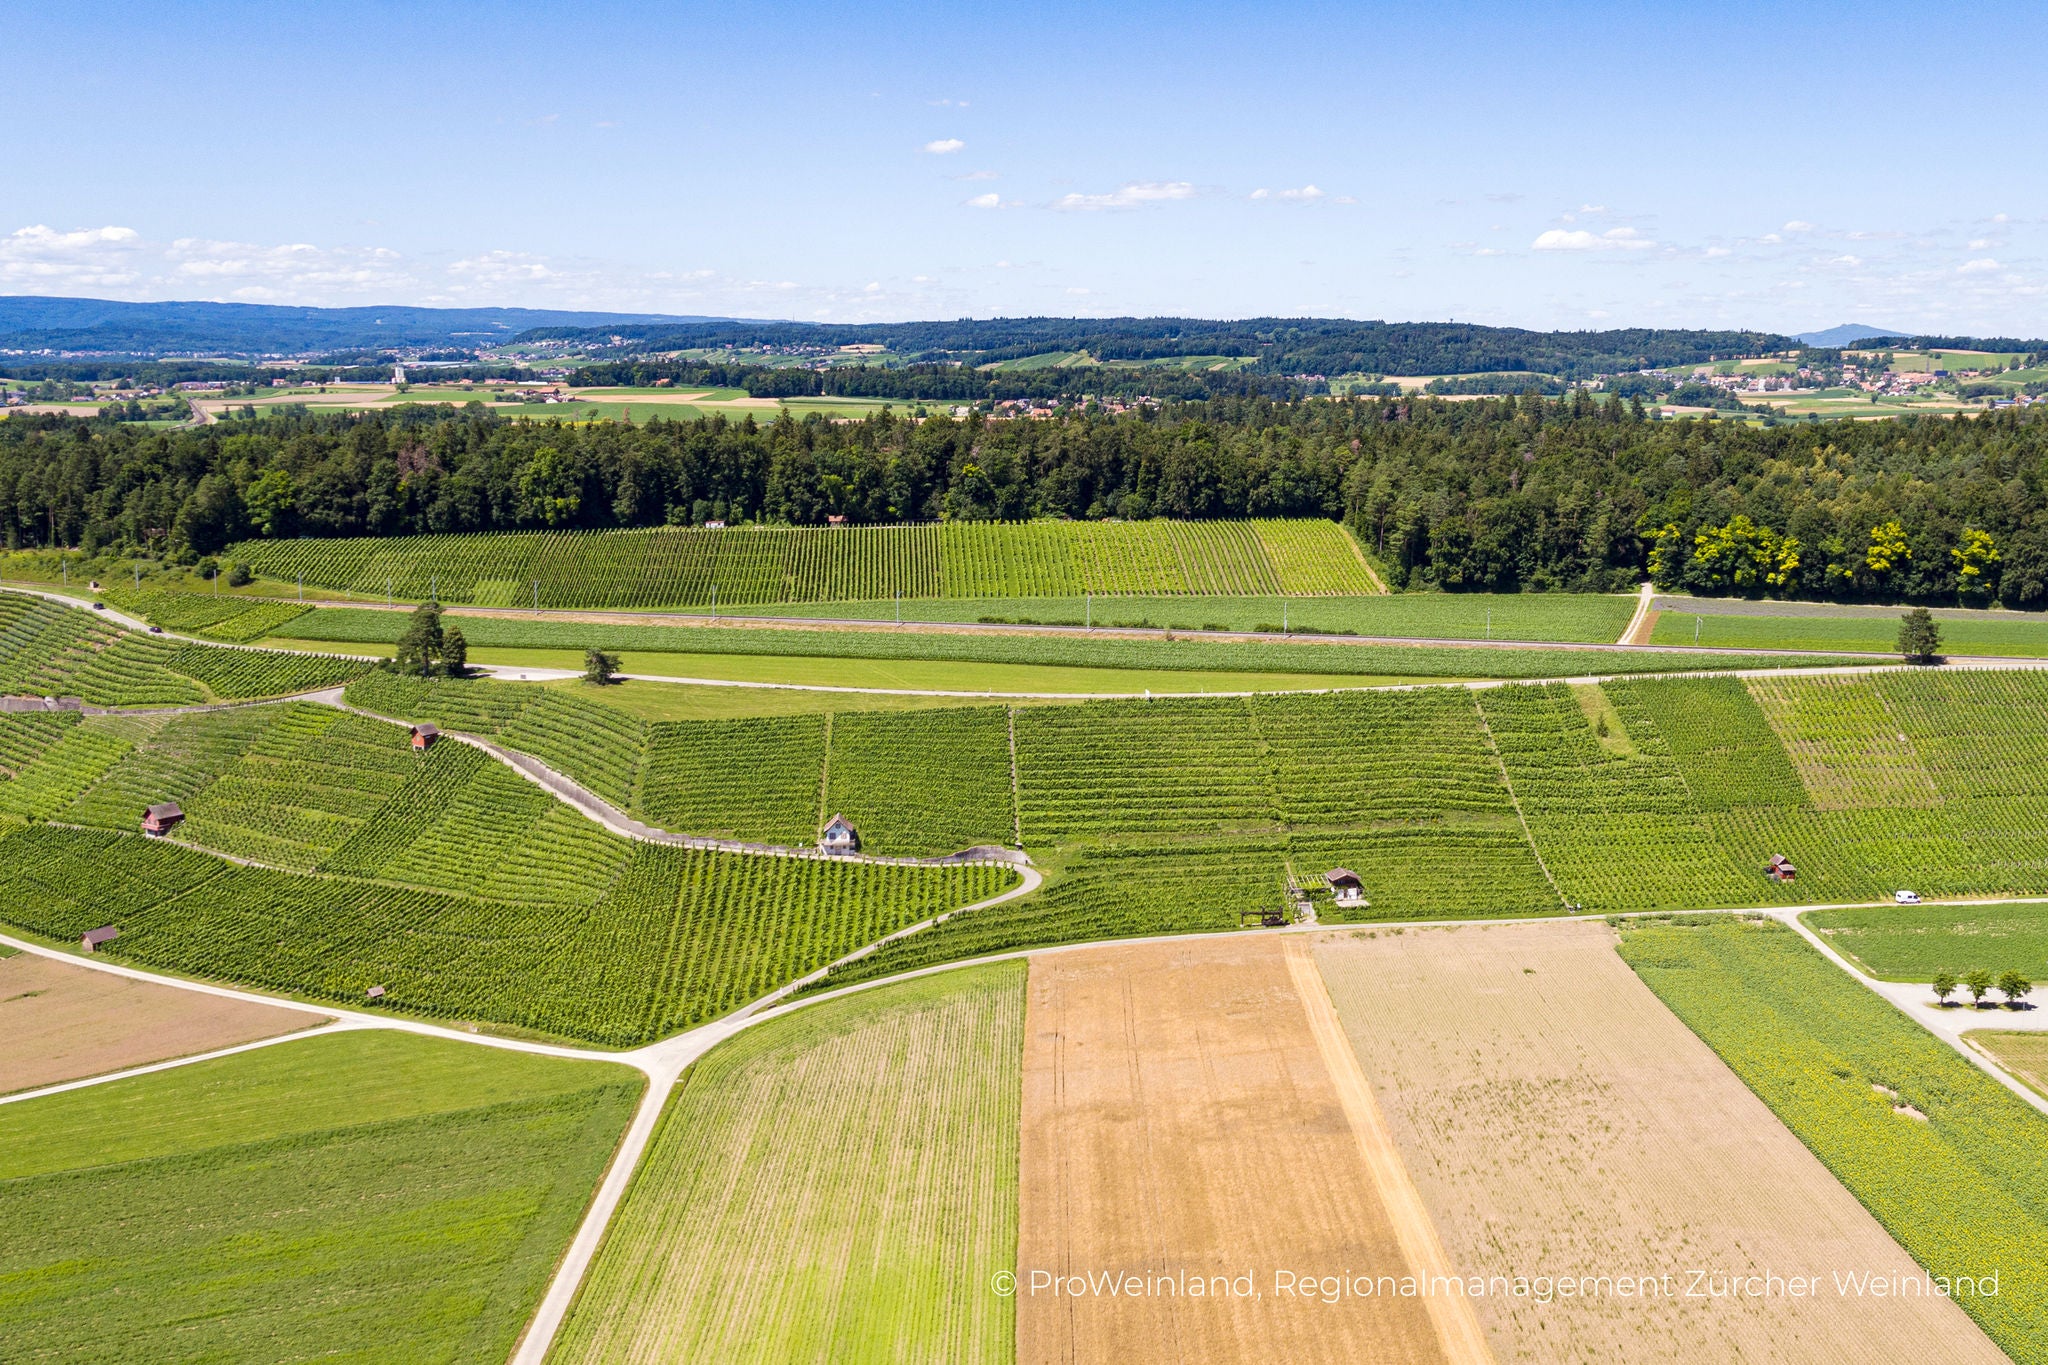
[{"xmin": 1618, "ymin": 580, "xmax": 1657, "ymax": 644}]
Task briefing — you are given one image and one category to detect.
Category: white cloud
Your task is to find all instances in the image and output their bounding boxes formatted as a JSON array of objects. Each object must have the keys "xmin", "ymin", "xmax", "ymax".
[
  {"xmin": 447, "ymin": 249, "xmax": 554, "ymax": 284},
  {"xmin": 1783, "ymin": 219, "xmax": 1815, "ymax": 232},
  {"xmin": 1704, "ymin": 246, "xmax": 1732, "ymax": 258},
  {"xmin": 1828, "ymin": 254, "xmax": 1862, "ymax": 267},
  {"xmin": 1579, "ymin": 204, "xmax": 1609, "ymax": 215},
  {"xmin": 0, "ymin": 224, "xmax": 151, "ymax": 289},
  {"xmin": 1473, "ymin": 247, "xmax": 1507, "ymax": 257},
  {"xmin": 1531, "ymin": 226, "xmax": 1654, "ymax": 252},
  {"xmin": 922, "ymin": 138, "xmax": 965, "ymax": 154},
  {"xmin": 1959, "ymin": 258, "xmax": 2001, "ymax": 274},
  {"xmin": 1968, "ymin": 238, "xmax": 1993, "ymax": 250},
  {"xmin": 864, "ymin": 281, "xmax": 881, "ymax": 292},
  {"xmin": 1251, "ymin": 184, "xmax": 1325, "ymax": 204},
  {"xmin": 963, "ymin": 192, "xmax": 1004, "ymax": 209},
  {"xmin": 953, "ymin": 169, "xmax": 998, "ymax": 181},
  {"xmin": 1051, "ymin": 181, "xmax": 1195, "ymax": 211},
  {"xmin": 1333, "ymin": 195, "xmax": 1358, "ymax": 205}
]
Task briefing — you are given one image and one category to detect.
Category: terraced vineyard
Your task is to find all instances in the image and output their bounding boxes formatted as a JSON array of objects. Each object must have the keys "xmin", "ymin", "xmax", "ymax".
[
  {"xmin": 231, "ymin": 519, "xmax": 1379, "ymax": 609},
  {"xmin": 1619, "ymin": 917, "xmax": 2048, "ymax": 1362},
  {"xmin": 0, "ymin": 701, "xmax": 1020, "ymax": 1044},
  {"xmin": 0, "ymin": 590, "xmax": 370, "ymax": 704}
]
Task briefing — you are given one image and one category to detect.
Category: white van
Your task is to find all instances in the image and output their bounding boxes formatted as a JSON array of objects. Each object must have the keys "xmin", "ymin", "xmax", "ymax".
[{"xmin": 1894, "ymin": 890, "xmax": 1922, "ymax": 905}]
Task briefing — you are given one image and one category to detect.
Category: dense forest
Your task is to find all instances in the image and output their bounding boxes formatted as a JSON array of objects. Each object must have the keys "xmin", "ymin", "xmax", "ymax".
[
  {"xmin": 533, "ymin": 317, "xmax": 1791, "ymax": 379},
  {"xmin": 3, "ymin": 394, "xmax": 2047, "ymax": 606},
  {"xmin": 568, "ymin": 358, "xmax": 1323, "ymax": 402}
]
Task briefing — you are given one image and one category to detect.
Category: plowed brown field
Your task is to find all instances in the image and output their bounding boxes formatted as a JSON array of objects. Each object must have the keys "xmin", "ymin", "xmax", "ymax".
[
  {"xmin": 1016, "ymin": 936, "xmax": 1476, "ymax": 1365},
  {"xmin": 1310, "ymin": 920, "xmax": 2005, "ymax": 1363},
  {"xmin": 0, "ymin": 953, "xmax": 314, "ymax": 1095}
]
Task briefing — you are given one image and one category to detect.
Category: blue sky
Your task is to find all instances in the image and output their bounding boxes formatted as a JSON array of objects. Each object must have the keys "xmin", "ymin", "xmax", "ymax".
[{"xmin": 3, "ymin": 0, "xmax": 2042, "ymax": 334}]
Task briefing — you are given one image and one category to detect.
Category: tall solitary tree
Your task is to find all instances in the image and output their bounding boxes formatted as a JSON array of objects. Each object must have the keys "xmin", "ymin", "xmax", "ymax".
[
  {"xmin": 393, "ymin": 603, "xmax": 444, "ymax": 676},
  {"xmin": 583, "ymin": 648, "xmax": 620, "ymax": 685},
  {"xmin": 1898, "ymin": 607, "xmax": 1942, "ymax": 664}
]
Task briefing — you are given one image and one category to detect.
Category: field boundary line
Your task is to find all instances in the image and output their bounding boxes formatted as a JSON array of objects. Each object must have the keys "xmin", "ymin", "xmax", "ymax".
[
  {"xmin": 1283, "ymin": 940, "xmax": 1496, "ymax": 1364},
  {"xmin": 1334, "ymin": 522, "xmax": 1391, "ymax": 594},
  {"xmin": 1469, "ymin": 692, "xmax": 1569, "ymax": 909},
  {"xmin": 0, "ymin": 1019, "xmax": 353, "ymax": 1108}
]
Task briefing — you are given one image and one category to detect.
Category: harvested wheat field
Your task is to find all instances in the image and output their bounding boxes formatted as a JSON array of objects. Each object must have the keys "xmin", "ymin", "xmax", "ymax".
[
  {"xmin": 1966, "ymin": 1029, "xmax": 2048, "ymax": 1100},
  {"xmin": 1310, "ymin": 920, "xmax": 2004, "ymax": 1363},
  {"xmin": 1016, "ymin": 935, "xmax": 1483, "ymax": 1365},
  {"xmin": 0, "ymin": 952, "xmax": 317, "ymax": 1096}
]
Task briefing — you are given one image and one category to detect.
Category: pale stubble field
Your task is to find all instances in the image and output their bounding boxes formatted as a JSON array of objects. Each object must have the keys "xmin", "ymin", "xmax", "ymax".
[{"xmin": 1310, "ymin": 920, "xmax": 2003, "ymax": 1363}]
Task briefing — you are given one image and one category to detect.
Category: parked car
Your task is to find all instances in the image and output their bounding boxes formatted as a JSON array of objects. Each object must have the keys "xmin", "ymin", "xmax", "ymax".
[
  {"xmin": 148, "ymin": 624, "xmax": 163, "ymax": 633},
  {"xmin": 91, "ymin": 601, "xmax": 105, "ymax": 610},
  {"xmin": 1894, "ymin": 890, "xmax": 1922, "ymax": 905}
]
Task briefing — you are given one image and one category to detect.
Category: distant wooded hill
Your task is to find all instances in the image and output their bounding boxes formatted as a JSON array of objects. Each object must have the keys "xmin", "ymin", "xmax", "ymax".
[
  {"xmin": 0, "ymin": 296, "xmax": 715, "ymax": 357},
  {"xmin": 524, "ymin": 316, "xmax": 1796, "ymax": 379}
]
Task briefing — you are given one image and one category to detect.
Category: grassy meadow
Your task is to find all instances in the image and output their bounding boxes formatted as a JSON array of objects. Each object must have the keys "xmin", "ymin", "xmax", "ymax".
[
  {"xmin": 552, "ymin": 963, "xmax": 1024, "ymax": 1364},
  {"xmin": 0, "ymin": 1030, "xmax": 639, "ymax": 1365}
]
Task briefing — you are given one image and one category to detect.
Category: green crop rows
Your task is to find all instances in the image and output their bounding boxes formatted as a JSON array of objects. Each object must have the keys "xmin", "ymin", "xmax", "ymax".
[
  {"xmin": 745, "ymin": 590, "xmax": 1635, "ymax": 643},
  {"xmin": 0, "ymin": 1029, "xmax": 639, "ymax": 1365},
  {"xmin": 1619, "ymin": 917, "xmax": 2048, "ymax": 1362},
  {"xmin": 0, "ymin": 700, "xmax": 1018, "ymax": 1043},
  {"xmin": 103, "ymin": 585, "xmax": 311, "ymax": 641},
  {"xmin": 281, "ymin": 604, "xmax": 1856, "ymax": 680},
  {"xmin": 824, "ymin": 707, "xmax": 1017, "ymax": 854},
  {"xmin": 554, "ymin": 964, "xmax": 1024, "ymax": 1364},
  {"xmin": 229, "ymin": 518, "xmax": 1378, "ymax": 609},
  {"xmin": 1805, "ymin": 903, "xmax": 2048, "ymax": 983},
  {"xmin": 0, "ymin": 590, "xmax": 370, "ymax": 705}
]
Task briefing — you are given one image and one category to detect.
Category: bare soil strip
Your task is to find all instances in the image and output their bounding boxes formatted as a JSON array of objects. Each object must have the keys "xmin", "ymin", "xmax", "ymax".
[
  {"xmin": 1309, "ymin": 921, "xmax": 2005, "ymax": 1363},
  {"xmin": 0, "ymin": 953, "xmax": 315, "ymax": 1095},
  {"xmin": 1283, "ymin": 941, "xmax": 1494, "ymax": 1363},
  {"xmin": 1016, "ymin": 936, "xmax": 1447, "ymax": 1364}
]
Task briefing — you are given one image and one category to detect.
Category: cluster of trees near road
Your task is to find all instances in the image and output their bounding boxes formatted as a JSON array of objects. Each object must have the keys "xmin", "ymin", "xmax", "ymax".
[{"xmin": 3, "ymin": 390, "xmax": 2048, "ymax": 605}]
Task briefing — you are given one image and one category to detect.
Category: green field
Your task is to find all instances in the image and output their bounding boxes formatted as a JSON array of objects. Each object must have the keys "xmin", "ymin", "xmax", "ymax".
[
  {"xmin": 553, "ymin": 963, "xmax": 1023, "ymax": 1364},
  {"xmin": 0, "ymin": 1029, "xmax": 639, "ymax": 1364},
  {"xmin": 0, "ymin": 591, "xmax": 370, "ymax": 704},
  {"xmin": 272, "ymin": 605, "xmax": 1853, "ymax": 681},
  {"xmin": 226, "ymin": 519, "xmax": 1381, "ymax": 609},
  {"xmin": 738, "ymin": 590, "xmax": 1633, "ymax": 642},
  {"xmin": 1618, "ymin": 917, "xmax": 2048, "ymax": 1362},
  {"xmin": 1651, "ymin": 603, "xmax": 2048, "ymax": 656},
  {"xmin": 292, "ymin": 637, "xmax": 1449, "ymax": 695},
  {"xmin": 1804, "ymin": 903, "xmax": 2048, "ymax": 982}
]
